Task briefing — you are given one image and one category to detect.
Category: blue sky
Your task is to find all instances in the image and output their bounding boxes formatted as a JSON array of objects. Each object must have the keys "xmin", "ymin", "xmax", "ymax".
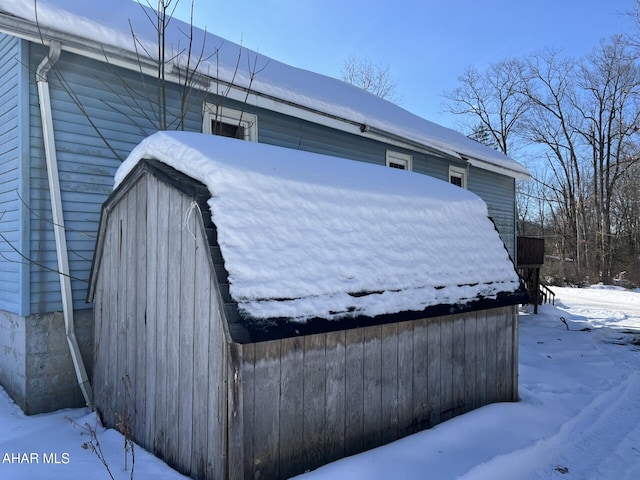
[{"xmin": 174, "ymin": 0, "xmax": 636, "ymax": 130}]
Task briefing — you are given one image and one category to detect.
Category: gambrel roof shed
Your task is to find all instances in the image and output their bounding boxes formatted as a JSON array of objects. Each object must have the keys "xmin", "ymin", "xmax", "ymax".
[{"xmin": 88, "ymin": 132, "xmax": 527, "ymax": 479}]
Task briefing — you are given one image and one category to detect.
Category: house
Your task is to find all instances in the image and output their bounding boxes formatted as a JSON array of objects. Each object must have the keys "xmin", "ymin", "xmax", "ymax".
[
  {"xmin": 0, "ymin": 0, "xmax": 529, "ymax": 415},
  {"xmin": 89, "ymin": 130, "xmax": 528, "ymax": 480}
]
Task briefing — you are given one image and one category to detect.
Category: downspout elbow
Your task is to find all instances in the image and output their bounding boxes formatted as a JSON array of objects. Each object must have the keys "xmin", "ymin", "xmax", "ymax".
[{"xmin": 36, "ymin": 40, "xmax": 61, "ymax": 83}]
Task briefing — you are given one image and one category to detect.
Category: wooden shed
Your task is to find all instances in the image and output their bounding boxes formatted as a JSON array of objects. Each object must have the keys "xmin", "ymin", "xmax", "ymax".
[{"xmin": 88, "ymin": 131, "xmax": 528, "ymax": 480}]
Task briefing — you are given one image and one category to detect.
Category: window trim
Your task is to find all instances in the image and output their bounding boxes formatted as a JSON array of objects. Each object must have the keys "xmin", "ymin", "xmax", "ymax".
[
  {"xmin": 386, "ymin": 150, "xmax": 412, "ymax": 171},
  {"xmin": 202, "ymin": 104, "xmax": 258, "ymax": 142},
  {"xmin": 449, "ymin": 165, "xmax": 468, "ymax": 188}
]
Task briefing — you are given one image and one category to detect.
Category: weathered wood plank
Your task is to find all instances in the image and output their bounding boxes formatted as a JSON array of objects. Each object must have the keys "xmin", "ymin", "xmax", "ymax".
[
  {"xmin": 144, "ymin": 175, "xmax": 158, "ymax": 450},
  {"xmin": 452, "ymin": 313, "xmax": 466, "ymax": 415},
  {"xmin": 176, "ymin": 190, "xmax": 196, "ymax": 474},
  {"xmin": 253, "ymin": 340, "xmax": 282, "ymax": 480},
  {"xmin": 396, "ymin": 320, "xmax": 413, "ymax": 438},
  {"xmin": 120, "ymin": 180, "xmax": 139, "ymax": 438},
  {"xmin": 485, "ymin": 309, "xmax": 498, "ymax": 404},
  {"xmin": 427, "ymin": 316, "xmax": 441, "ymax": 427},
  {"xmin": 510, "ymin": 306, "xmax": 519, "ymax": 401},
  {"xmin": 495, "ymin": 307, "xmax": 508, "ymax": 402},
  {"xmin": 92, "ymin": 273, "xmax": 104, "ymax": 416},
  {"xmin": 191, "ymin": 219, "xmax": 210, "ymax": 479},
  {"xmin": 324, "ymin": 330, "xmax": 346, "ymax": 465},
  {"xmin": 278, "ymin": 335, "xmax": 305, "ymax": 477},
  {"xmin": 153, "ymin": 180, "xmax": 170, "ymax": 459},
  {"xmin": 115, "ymin": 196, "xmax": 127, "ymax": 423},
  {"xmin": 380, "ymin": 322, "xmax": 399, "ymax": 444},
  {"xmin": 363, "ymin": 325, "xmax": 382, "ymax": 451},
  {"xmin": 464, "ymin": 311, "xmax": 477, "ymax": 413},
  {"xmin": 412, "ymin": 318, "xmax": 429, "ymax": 433},
  {"xmin": 165, "ymin": 187, "xmax": 183, "ymax": 469},
  {"xmin": 207, "ymin": 274, "xmax": 226, "ymax": 480},
  {"xmin": 440, "ymin": 315, "xmax": 454, "ymax": 422},
  {"xmin": 100, "ymin": 212, "xmax": 115, "ymax": 425},
  {"xmin": 227, "ymin": 342, "xmax": 245, "ymax": 480},
  {"xmin": 344, "ymin": 327, "xmax": 364, "ymax": 457},
  {"xmin": 134, "ymin": 179, "xmax": 147, "ymax": 439},
  {"xmin": 475, "ymin": 309, "xmax": 488, "ymax": 408},
  {"xmin": 241, "ymin": 343, "xmax": 255, "ymax": 480},
  {"xmin": 303, "ymin": 333, "xmax": 327, "ymax": 471},
  {"xmin": 96, "ymin": 211, "xmax": 115, "ymax": 424}
]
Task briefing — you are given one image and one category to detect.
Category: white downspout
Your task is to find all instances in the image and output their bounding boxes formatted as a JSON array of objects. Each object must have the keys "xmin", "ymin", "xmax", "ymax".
[{"xmin": 36, "ymin": 41, "xmax": 93, "ymax": 406}]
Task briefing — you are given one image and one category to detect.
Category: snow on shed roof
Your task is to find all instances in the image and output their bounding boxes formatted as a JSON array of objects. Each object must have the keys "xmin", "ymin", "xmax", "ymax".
[
  {"xmin": 0, "ymin": 0, "xmax": 530, "ymax": 179},
  {"xmin": 115, "ymin": 131, "xmax": 523, "ymax": 323}
]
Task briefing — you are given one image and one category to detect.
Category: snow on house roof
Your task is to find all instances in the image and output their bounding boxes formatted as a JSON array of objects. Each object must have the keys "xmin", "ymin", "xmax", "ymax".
[
  {"xmin": 0, "ymin": 0, "xmax": 530, "ymax": 179},
  {"xmin": 115, "ymin": 131, "xmax": 522, "ymax": 322}
]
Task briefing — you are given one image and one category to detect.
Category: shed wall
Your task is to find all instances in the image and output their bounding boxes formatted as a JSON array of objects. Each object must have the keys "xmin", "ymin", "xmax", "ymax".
[
  {"xmin": 229, "ymin": 305, "xmax": 519, "ymax": 480},
  {"xmin": 93, "ymin": 174, "xmax": 227, "ymax": 479},
  {"xmin": 92, "ymin": 166, "xmax": 521, "ymax": 480}
]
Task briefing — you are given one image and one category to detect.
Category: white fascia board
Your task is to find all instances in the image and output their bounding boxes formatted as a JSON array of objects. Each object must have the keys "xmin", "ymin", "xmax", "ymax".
[
  {"xmin": 466, "ymin": 157, "xmax": 532, "ymax": 181},
  {"xmin": 0, "ymin": 15, "xmax": 162, "ymax": 78}
]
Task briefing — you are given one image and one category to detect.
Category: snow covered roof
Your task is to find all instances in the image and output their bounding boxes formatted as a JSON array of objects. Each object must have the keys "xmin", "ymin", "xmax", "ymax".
[
  {"xmin": 0, "ymin": 0, "xmax": 530, "ymax": 180},
  {"xmin": 113, "ymin": 131, "xmax": 524, "ymax": 324}
]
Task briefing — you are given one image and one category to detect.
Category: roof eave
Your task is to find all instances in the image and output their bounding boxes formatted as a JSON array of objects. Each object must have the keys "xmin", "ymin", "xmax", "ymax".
[{"xmin": 465, "ymin": 157, "xmax": 532, "ymax": 181}]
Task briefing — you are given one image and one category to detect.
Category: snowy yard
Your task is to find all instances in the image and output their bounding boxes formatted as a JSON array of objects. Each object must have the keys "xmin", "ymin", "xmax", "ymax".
[{"xmin": 1, "ymin": 285, "xmax": 640, "ymax": 479}]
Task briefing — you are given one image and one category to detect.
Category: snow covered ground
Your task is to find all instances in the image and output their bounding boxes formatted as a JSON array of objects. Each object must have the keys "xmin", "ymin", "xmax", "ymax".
[{"xmin": 1, "ymin": 285, "xmax": 640, "ymax": 479}]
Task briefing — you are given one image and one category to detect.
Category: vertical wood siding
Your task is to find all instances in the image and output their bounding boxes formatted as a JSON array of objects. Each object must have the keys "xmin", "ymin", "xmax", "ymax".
[
  {"xmin": 93, "ymin": 175, "xmax": 227, "ymax": 479},
  {"xmin": 93, "ymin": 170, "xmax": 519, "ymax": 480},
  {"xmin": 234, "ymin": 306, "xmax": 519, "ymax": 480},
  {"xmin": 0, "ymin": 35, "xmax": 25, "ymax": 314}
]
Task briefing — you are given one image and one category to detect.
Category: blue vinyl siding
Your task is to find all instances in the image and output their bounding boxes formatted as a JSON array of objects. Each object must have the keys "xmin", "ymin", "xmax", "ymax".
[
  {"xmin": 27, "ymin": 44, "xmax": 202, "ymax": 313},
  {"xmin": 24, "ymin": 43, "xmax": 518, "ymax": 313},
  {"xmin": 468, "ymin": 166, "xmax": 516, "ymax": 258},
  {"xmin": 0, "ymin": 35, "xmax": 28, "ymax": 315}
]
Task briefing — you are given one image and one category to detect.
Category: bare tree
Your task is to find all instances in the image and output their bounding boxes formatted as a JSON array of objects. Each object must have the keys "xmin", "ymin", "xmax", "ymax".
[
  {"xmin": 340, "ymin": 55, "xmax": 401, "ymax": 104},
  {"xmin": 520, "ymin": 48, "xmax": 589, "ymax": 280},
  {"xmin": 442, "ymin": 59, "xmax": 530, "ymax": 156},
  {"xmin": 573, "ymin": 35, "xmax": 640, "ymax": 282},
  {"xmin": 444, "ymin": 37, "xmax": 640, "ymax": 286}
]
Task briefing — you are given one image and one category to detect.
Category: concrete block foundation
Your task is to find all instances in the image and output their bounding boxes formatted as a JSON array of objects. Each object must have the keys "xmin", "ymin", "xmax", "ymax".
[{"xmin": 0, "ymin": 309, "xmax": 93, "ymax": 414}]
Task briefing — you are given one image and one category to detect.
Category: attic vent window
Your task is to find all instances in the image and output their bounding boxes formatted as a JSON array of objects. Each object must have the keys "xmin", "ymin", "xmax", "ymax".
[
  {"xmin": 386, "ymin": 150, "xmax": 412, "ymax": 171},
  {"xmin": 449, "ymin": 165, "xmax": 467, "ymax": 189},
  {"xmin": 203, "ymin": 104, "xmax": 258, "ymax": 142}
]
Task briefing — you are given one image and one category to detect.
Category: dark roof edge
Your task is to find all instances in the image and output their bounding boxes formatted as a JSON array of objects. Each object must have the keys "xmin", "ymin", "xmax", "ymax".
[{"xmin": 231, "ymin": 286, "xmax": 529, "ymax": 344}]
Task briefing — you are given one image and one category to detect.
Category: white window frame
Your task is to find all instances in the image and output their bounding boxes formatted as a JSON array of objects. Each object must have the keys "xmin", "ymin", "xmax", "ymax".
[
  {"xmin": 202, "ymin": 104, "xmax": 258, "ymax": 142},
  {"xmin": 449, "ymin": 165, "xmax": 467, "ymax": 188},
  {"xmin": 386, "ymin": 150, "xmax": 412, "ymax": 171}
]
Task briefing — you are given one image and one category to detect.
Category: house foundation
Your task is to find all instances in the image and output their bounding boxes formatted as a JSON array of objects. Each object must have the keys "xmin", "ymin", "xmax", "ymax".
[{"xmin": 0, "ymin": 309, "xmax": 93, "ymax": 414}]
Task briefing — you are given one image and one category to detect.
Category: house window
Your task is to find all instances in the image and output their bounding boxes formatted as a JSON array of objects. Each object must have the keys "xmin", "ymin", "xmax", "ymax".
[
  {"xmin": 449, "ymin": 165, "xmax": 467, "ymax": 188},
  {"xmin": 203, "ymin": 104, "xmax": 258, "ymax": 142},
  {"xmin": 386, "ymin": 151, "xmax": 412, "ymax": 171}
]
